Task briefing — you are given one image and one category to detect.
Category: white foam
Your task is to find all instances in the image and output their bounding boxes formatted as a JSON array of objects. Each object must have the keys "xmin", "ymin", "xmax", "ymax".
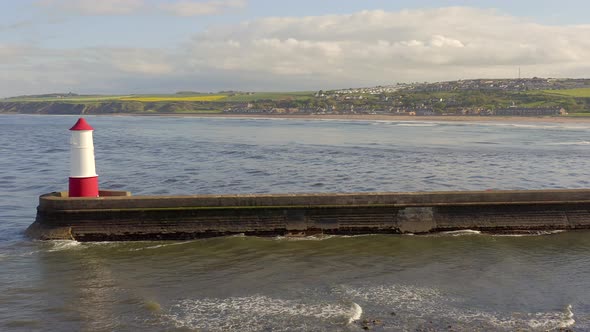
[
  {"xmin": 453, "ymin": 308, "xmax": 575, "ymax": 330},
  {"xmin": 339, "ymin": 234, "xmax": 377, "ymax": 238},
  {"xmin": 348, "ymin": 302, "xmax": 362, "ymax": 324},
  {"xmin": 561, "ymin": 304, "xmax": 576, "ymax": 328},
  {"xmin": 492, "ymin": 230, "xmax": 565, "ymax": 237},
  {"xmin": 442, "ymin": 230, "xmax": 482, "ymax": 236},
  {"xmin": 509, "ymin": 123, "xmax": 554, "ymax": 129},
  {"xmin": 340, "ymin": 284, "xmax": 576, "ymax": 330},
  {"xmin": 339, "ymin": 284, "xmax": 446, "ymax": 313},
  {"xmin": 128, "ymin": 241, "xmax": 193, "ymax": 251},
  {"xmin": 549, "ymin": 141, "xmax": 590, "ymax": 145},
  {"xmin": 165, "ymin": 295, "xmax": 356, "ymax": 331},
  {"xmin": 468, "ymin": 121, "xmax": 590, "ymax": 131},
  {"xmin": 46, "ymin": 240, "xmax": 82, "ymax": 252},
  {"xmin": 396, "ymin": 123, "xmax": 438, "ymax": 127},
  {"xmin": 419, "ymin": 229, "xmax": 482, "ymax": 237},
  {"xmin": 83, "ymin": 241, "xmax": 125, "ymax": 246},
  {"xmin": 44, "ymin": 240, "xmax": 132, "ymax": 252},
  {"xmin": 473, "ymin": 305, "xmax": 575, "ymax": 330},
  {"xmin": 273, "ymin": 234, "xmax": 336, "ymax": 241}
]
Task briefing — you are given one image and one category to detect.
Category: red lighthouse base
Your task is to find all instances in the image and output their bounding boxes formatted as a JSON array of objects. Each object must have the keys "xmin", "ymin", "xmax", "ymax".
[{"xmin": 69, "ymin": 176, "xmax": 99, "ymax": 197}]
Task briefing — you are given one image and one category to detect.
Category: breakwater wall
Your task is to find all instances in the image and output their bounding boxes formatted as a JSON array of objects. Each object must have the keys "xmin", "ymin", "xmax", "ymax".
[{"xmin": 26, "ymin": 189, "xmax": 590, "ymax": 241}]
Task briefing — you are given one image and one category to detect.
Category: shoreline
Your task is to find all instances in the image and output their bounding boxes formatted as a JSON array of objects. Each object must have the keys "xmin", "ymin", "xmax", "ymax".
[
  {"xmin": 122, "ymin": 113, "xmax": 590, "ymax": 124},
  {"xmin": 3, "ymin": 112, "xmax": 590, "ymax": 123}
]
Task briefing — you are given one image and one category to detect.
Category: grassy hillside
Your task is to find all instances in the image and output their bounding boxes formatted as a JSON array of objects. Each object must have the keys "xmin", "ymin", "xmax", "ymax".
[
  {"xmin": 120, "ymin": 95, "xmax": 227, "ymax": 102},
  {"xmin": 4, "ymin": 94, "xmax": 228, "ymax": 103},
  {"xmin": 223, "ymin": 92, "xmax": 315, "ymax": 102},
  {"xmin": 1, "ymin": 86, "xmax": 589, "ymax": 115},
  {"xmin": 2, "ymin": 91, "xmax": 315, "ymax": 103},
  {"xmin": 4, "ymin": 95, "xmax": 129, "ymax": 102},
  {"xmin": 541, "ymin": 88, "xmax": 590, "ymax": 97}
]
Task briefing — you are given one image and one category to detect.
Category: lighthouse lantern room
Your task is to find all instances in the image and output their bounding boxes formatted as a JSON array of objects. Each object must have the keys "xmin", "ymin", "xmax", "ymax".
[{"xmin": 68, "ymin": 118, "xmax": 99, "ymax": 197}]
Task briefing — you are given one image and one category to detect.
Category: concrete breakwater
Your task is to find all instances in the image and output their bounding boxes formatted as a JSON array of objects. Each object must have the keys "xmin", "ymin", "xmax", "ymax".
[{"xmin": 25, "ymin": 189, "xmax": 590, "ymax": 241}]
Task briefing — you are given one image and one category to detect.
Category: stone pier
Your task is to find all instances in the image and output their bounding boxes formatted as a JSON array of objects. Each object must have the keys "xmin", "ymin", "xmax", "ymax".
[{"xmin": 26, "ymin": 189, "xmax": 590, "ymax": 241}]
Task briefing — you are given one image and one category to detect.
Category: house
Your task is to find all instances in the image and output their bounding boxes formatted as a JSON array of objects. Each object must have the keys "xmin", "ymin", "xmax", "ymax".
[{"xmin": 494, "ymin": 107, "xmax": 566, "ymax": 116}]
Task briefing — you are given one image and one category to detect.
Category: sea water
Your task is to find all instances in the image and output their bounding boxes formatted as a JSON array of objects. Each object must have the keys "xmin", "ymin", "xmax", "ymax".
[{"xmin": 1, "ymin": 114, "xmax": 589, "ymax": 331}]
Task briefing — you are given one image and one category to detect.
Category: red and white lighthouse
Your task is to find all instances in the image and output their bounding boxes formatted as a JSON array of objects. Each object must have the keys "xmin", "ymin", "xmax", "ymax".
[{"xmin": 68, "ymin": 118, "xmax": 99, "ymax": 197}]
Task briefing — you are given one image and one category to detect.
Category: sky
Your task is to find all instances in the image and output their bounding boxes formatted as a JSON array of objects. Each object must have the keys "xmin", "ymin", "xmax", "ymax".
[{"xmin": 1, "ymin": 0, "xmax": 590, "ymax": 97}]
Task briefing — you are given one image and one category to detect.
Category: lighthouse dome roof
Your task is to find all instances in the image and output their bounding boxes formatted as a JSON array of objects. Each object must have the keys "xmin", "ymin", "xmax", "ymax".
[{"xmin": 69, "ymin": 118, "xmax": 94, "ymax": 131}]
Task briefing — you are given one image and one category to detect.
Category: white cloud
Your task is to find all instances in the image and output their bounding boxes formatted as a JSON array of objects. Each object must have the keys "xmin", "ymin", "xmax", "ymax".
[
  {"xmin": 3, "ymin": 7, "xmax": 590, "ymax": 97},
  {"xmin": 181, "ymin": 7, "xmax": 590, "ymax": 84},
  {"xmin": 0, "ymin": 44, "xmax": 30, "ymax": 61},
  {"xmin": 160, "ymin": 0, "xmax": 246, "ymax": 17},
  {"xmin": 36, "ymin": 0, "xmax": 145, "ymax": 15},
  {"xmin": 36, "ymin": 0, "xmax": 246, "ymax": 16},
  {"xmin": 107, "ymin": 49, "xmax": 176, "ymax": 75}
]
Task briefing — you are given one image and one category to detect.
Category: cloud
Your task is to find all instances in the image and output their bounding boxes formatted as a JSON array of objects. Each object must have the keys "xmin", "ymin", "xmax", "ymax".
[
  {"xmin": 36, "ymin": 0, "xmax": 145, "ymax": 15},
  {"xmin": 0, "ymin": 44, "xmax": 34, "ymax": 63},
  {"xmin": 0, "ymin": 20, "xmax": 37, "ymax": 32},
  {"xmin": 181, "ymin": 7, "xmax": 590, "ymax": 84},
  {"xmin": 3, "ymin": 7, "xmax": 590, "ymax": 97},
  {"xmin": 160, "ymin": 0, "xmax": 246, "ymax": 17},
  {"xmin": 0, "ymin": 44, "xmax": 180, "ymax": 96},
  {"xmin": 35, "ymin": 0, "xmax": 246, "ymax": 16},
  {"xmin": 107, "ymin": 49, "xmax": 176, "ymax": 75}
]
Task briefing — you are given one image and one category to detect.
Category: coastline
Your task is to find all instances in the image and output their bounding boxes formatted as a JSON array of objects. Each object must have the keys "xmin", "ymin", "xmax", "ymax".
[
  {"xmin": 3, "ymin": 112, "xmax": 590, "ymax": 123},
  {"xmin": 121, "ymin": 113, "xmax": 590, "ymax": 124}
]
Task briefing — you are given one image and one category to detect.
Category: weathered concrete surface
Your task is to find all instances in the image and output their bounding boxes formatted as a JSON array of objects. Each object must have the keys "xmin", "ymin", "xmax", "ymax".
[{"xmin": 27, "ymin": 189, "xmax": 590, "ymax": 241}]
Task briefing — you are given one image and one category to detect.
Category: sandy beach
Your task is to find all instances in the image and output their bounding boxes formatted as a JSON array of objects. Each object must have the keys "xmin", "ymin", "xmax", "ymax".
[{"xmin": 122, "ymin": 113, "xmax": 590, "ymax": 124}]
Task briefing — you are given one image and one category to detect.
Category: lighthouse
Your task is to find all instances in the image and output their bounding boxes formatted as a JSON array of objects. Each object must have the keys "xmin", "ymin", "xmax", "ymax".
[{"xmin": 69, "ymin": 118, "xmax": 99, "ymax": 197}]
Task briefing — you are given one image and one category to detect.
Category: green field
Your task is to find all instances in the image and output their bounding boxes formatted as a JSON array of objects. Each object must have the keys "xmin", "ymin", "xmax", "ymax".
[
  {"xmin": 3, "ymin": 92, "xmax": 316, "ymax": 103},
  {"xmin": 541, "ymin": 88, "xmax": 590, "ymax": 97},
  {"xmin": 3, "ymin": 94, "xmax": 230, "ymax": 103},
  {"xmin": 223, "ymin": 91, "xmax": 315, "ymax": 102},
  {"xmin": 120, "ymin": 95, "xmax": 226, "ymax": 102},
  {"xmin": 3, "ymin": 86, "xmax": 589, "ymax": 114},
  {"xmin": 3, "ymin": 95, "xmax": 130, "ymax": 102}
]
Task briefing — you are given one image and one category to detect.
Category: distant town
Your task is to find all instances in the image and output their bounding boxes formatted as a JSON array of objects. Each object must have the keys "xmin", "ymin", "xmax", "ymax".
[
  {"xmin": 221, "ymin": 78, "xmax": 590, "ymax": 117},
  {"xmin": 2, "ymin": 78, "xmax": 590, "ymax": 116}
]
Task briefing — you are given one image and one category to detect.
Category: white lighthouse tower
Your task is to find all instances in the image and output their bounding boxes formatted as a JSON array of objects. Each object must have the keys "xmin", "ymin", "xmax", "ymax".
[{"xmin": 69, "ymin": 118, "xmax": 99, "ymax": 197}]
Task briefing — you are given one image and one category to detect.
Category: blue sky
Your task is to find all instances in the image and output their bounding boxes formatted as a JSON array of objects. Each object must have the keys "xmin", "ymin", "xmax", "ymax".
[{"xmin": 1, "ymin": 0, "xmax": 590, "ymax": 96}]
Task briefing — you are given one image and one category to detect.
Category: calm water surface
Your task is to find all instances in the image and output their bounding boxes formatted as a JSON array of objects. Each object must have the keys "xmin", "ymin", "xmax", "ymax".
[{"xmin": 1, "ymin": 114, "xmax": 590, "ymax": 331}]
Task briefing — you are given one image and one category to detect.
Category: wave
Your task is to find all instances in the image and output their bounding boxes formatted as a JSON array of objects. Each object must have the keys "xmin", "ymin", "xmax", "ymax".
[
  {"xmin": 272, "ymin": 234, "xmax": 385, "ymax": 241},
  {"xmin": 483, "ymin": 122, "xmax": 590, "ymax": 131},
  {"xmin": 454, "ymin": 305, "xmax": 575, "ymax": 330},
  {"xmin": 164, "ymin": 295, "xmax": 361, "ymax": 331},
  {"xmin": 422, "ymin": 229, "xmax": 565, "ymax": 238},
  {"xmin": 473, "ymin": 141, "xmax": 500, "ymax": 145},
  {"xmin": 127, "ymin": 241, "xmax": 193, "ymax": 251},
  {"xmin": 46, "ymin": 240, "xmax": 82, "ymax": 252},
  {"xmin": 491, "ymin": 230, "xmax": 565, "ymax": 237},
  {"xmin": 338, "ymin": 284, "xmax": 575, "ymax": 331},
  {"xmin": 273, "ymin": 234, "xmax": 336, "ymax": 241},
  {"xmin": 42, "ymin": 240, "xmax": 129, "ymax": 252},
  {"xmin": 395, "ymin": 123, "xmax": 439, "ymax": 127},
  {"xmin": 441, "ymin": 230, "xmax": 482, "ymax": 236},
  {"xmin": 548, "ymin": 141, "xmax": 590, "ymax": 145},
  {"xmin": 348, "ymin": 302, "xmax": 362, "ymax": 324}
]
